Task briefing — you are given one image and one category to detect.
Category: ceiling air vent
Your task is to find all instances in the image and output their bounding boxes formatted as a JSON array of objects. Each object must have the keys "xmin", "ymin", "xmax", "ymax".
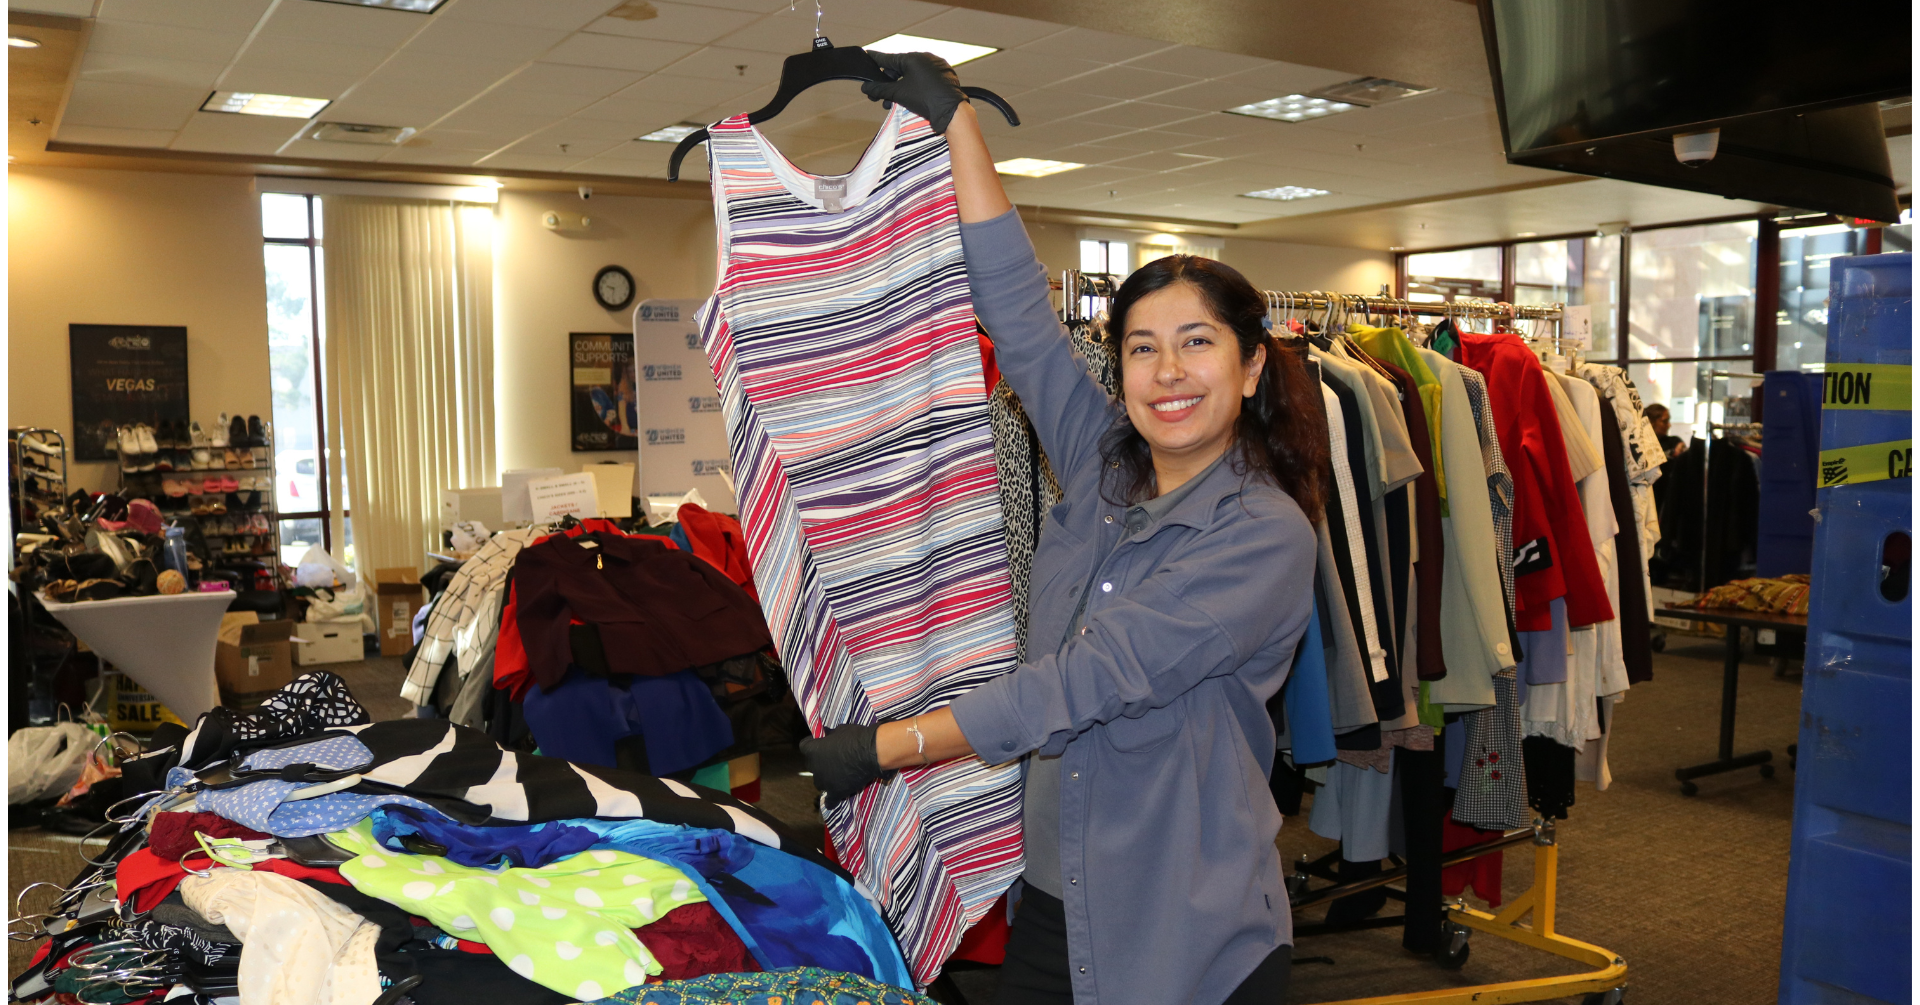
[
  {"xmin": 1306, "ymin": 78, "xmax": 1434, "ymax": 107},
  {"xmin": 309, "ymin": 122, "xmax": 417, "ymax": 145}
]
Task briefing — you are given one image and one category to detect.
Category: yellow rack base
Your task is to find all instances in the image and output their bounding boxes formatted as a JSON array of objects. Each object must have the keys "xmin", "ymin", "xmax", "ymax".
[{"xmin": 1307, "ymin": 830, "xmax": 1627, "ymax": 1005}]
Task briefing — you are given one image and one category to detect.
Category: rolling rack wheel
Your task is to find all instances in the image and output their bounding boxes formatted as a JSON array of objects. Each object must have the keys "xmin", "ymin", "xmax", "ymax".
[
  {"xmin": 1679, "ymin": 780, "xmax": 1699, "ymax": 797},
  {"xmin": 1759, "ymin": 763, "xmax": 1777, "ymax": 779},
  {"xmin": 1432, "ymin": 921, "xmax": 1471, "ymax": 970},
  {"xmin": 1582, "ymin": 987, "xmax": 1626, "ymax": 1005}
]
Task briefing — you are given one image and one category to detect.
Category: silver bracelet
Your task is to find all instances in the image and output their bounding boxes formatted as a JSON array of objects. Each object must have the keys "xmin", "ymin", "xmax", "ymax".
[{"xmin": 906, "ymin": 718, "xmax": 928, "ymax": 765}]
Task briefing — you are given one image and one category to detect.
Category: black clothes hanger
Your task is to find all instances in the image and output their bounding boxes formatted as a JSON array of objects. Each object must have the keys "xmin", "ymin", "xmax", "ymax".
[{"xmin": 668, "ymin": 36, "xmax": 1021, "ymax": 181}]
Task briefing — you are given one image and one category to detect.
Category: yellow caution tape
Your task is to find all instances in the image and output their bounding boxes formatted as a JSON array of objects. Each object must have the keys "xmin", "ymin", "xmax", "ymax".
[
  {"xmin": 1821, "ymin": 364, "xmax": 1910, "ymax": 410},
  {"xmin": 1818, "ymin": 439, "xmax": 1913, "ymax": 487}
]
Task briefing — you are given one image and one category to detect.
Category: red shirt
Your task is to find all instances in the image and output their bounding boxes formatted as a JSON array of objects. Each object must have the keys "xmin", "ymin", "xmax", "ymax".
[{"xmin": 1456, "ymin": 331, "xmax": 1614, "ymax": 631}]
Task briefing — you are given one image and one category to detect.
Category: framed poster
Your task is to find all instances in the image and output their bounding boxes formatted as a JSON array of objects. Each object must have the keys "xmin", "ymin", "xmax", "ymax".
[
  {"xmin": 68, "ymin": 324, "xmax": 190, "ymax": 461},
  {"xmin": 570, "ymin": 331, "xmax": 638, "ymax": 452},
  {"xmin": 631, "ymin": 298, "xmax": 735, "ymax": 512}
]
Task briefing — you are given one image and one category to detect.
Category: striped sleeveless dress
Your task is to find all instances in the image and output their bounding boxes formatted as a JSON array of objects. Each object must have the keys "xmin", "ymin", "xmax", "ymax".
[{"xmin": 696, "ymin": 105, "xmax": 1023, "ymax": 986}]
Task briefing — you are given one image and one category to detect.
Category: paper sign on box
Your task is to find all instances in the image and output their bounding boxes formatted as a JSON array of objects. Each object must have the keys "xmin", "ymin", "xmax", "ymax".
[
  {"xmin": 1562, "ymin": 304, "xmax": 1592, "ymax": 349},
  {"xmin": 526, "ymin": 473, "xmax": 601, "ymax": 521}
]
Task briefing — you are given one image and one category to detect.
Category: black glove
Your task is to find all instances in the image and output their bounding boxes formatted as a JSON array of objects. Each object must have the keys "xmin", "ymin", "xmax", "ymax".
[
  {"xmin": 860, "ymin": 50, "xmax": 969, "ymax": 134},
  {"xmin": 799, "ymin": 723, "xmax": 884, "ymax": 805}
]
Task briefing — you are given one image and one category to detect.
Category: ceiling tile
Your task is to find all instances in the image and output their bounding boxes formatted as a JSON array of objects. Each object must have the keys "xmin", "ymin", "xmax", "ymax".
[
  {"xmin": 59, "ymin": 80, "xmax": 202, "ymax": 130},
  {"xmin": 661, "ymin": 0, "xmax": 802, "ymax": 12},
  {"xmin": 216, "ymin": 65, "xmax": 359, "ymax": 101},
  {"xmin": 903, "ymin": 7, "xmax": 1064, "ymax": 48},
  {"xmin": 1102, "ymin": 150, "xmax": 1218, "ymax": 173},
  {"xmin": 405, "ymin": 17, "xmax": 568, "ymax": 62},
  {"xmin": 710, "ymin": 14, "xmax": 830, "ymax": 55},
  {"xmin": 477, "ymin": 151, "xmax": 593, "ymax": 171},
  {"xmin": 578, "ymin": 72, "xmax": 760, "ymax": 122},
  {"xmin": 1090, "ymin": 128, "xmax": 1209, "ymax": 152},
  {"xmin": 542, "ymin": 32, "xmax": 698, "ymax": 71},
  {"xmin": 86, "ymin": 20, "xmax": 250, "ymax": 64},
  {"xmin": 94, "ymin": 0, "xmax": 269, "ymax": 28},
  {"xmin": 528, "ymin": 116, "xmax": 658, "ymax": 143},
  {"xmin": 1041, "ymin": 142, "xmax": 1142, "ymax": 166},
  {"xmin": 1120, "ymin": 45, "xmax": 1272, "ymax": 79},
  {"xmin": 582, "ymin": 2, "xmax": 759, "ymax": 44},
  {"xmin": 1149, "ymin": 78, "xmax": 1291, "ymax": 114},
  {"xmin": 567, "ymin": 158, "xmax": 663, "ymax": 177},
  {"xmin": 405, "ymin": 128, "xmax": 517, "ymax": 151},
  {"xmin": 589, "ymin": 138, "xmax": 682, "ymax": 160},
  {"xmin": 319, "ymin": 97, "xmax": 463, "ymax": 127},
  {"xmin": 1219, "ymin": 62, "xmax": 1354, "ymax": 98},
  {"xmin": 1014, "ymin": 27, "xmax": 1167, "ymax": 63},
  {"xmin": 51, "ymin": 124, "xmax": 177, "ymax": 148},
  {"xmin": 507, "ymin": 62, "xmax": 646, "ymax": 95},
  {"xmin": 987, "ymin": 89, "xmax": 1119, "ymax": 126},
  {"xmin": 439, "ymin": 0, "xmax": 623, "ymax": 30},
  {"xmin": 1057, "ymin": 65, "xmax": 1198, "ymax": 101},
  {"xmin": 77, "ymin": 52, "xmax": 227, "ymax": 90},
  {"xmin": 233, "ymin": 36, "xmax": 392, "ymax": 78},
  {"xmin": 455, "ymin": 85, "xmax": 600, "ymax": 119},
  {"xmin": 376, "ymin": 144, "xmax": 489, "ymax": 165},
  {"xmin": 958, "ymin": 50, "xmax": 1103, "ymax": 91},
  {"xmin": 1069, "ymin": 101, "xmax": 1204, "ymax": 132},
  {"xmin": 257, "ymin": 1, "xmax": 422, "ymax": 48},
  {"xmin": 505, "ymin": 134, "xmax": 625, "ymax": 159},
  {"xmin": 358, "ymin": 50, "xmax": 517, "ymax": 89},
  {"xmin": 169, "ymin": 109, "xmax": 308, "ymax": 153},
  {"xmin": 1010, "ymin": 119, "xmax": 1128, "ymax": 149},
  {"xmin": 431, "ymin": 106, "xmax": 554, "ymax": 137},
  {"xmin": 656, "ymin": 44, "xmax": 783, "ymax": 83},
  {"xmin": 279, "ymin": 137, "xmax": 394, "ymax": 161}
]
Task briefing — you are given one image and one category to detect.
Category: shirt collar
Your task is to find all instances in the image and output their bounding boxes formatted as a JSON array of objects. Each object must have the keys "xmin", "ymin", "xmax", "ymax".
[{"xmin": 1124, "ymin": 449, "xmax": 1245, "ymax": 536}]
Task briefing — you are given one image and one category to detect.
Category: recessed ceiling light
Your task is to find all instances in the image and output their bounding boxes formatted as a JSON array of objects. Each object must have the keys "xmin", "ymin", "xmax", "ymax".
[
  {"xmin": 310, "ymin": 121, "xmax": 416, "ymax": 145},
  {"xmin": 638, "ymin": 123, "xmax": 703, "ymax": 143},
  {"xmin": 865, "ymin": 33, "xmax": 997, "ymax": 67},
  {"xmin": 994, "ymin": 157, "xmax": 1085, "ymax": 178},
  {"xmin": 1227, "ymin": 94, "xmax": 1356, "ymax": 122},
  {"xmin": 7, "ymin": 35, "xmax": 40, "ymax": 48},
  {"xmin": 1239, "ymin": 186, "xmax": 1330, "ymax": 201},
  {"xmin": 1390, "ymin": 246, "xmax": 1406, "ymax": 251},
  {"xmin": 305, "ymin": 0, "xmax": 447, "ymax": 12},
  {"xmin": 201, "ymin": 91, "xmax": 330, "ymax": 118}
]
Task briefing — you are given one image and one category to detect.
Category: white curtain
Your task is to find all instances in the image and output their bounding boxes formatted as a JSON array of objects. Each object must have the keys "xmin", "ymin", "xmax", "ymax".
[{"xmin": 322, "ymin": 196, "xmax": 494, "ymax": 573}]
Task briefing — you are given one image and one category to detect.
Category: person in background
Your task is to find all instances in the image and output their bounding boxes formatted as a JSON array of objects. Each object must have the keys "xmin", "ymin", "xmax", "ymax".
[{"xmin": 1645, "ymin": 403, "xmax": 1686, "ymax": 459}]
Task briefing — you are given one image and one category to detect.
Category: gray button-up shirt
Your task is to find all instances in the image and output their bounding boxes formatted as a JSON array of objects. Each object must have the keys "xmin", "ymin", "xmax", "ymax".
[{"xmin": 951, "ymin": 210, "xmax": 1316, "ymax": 1005}]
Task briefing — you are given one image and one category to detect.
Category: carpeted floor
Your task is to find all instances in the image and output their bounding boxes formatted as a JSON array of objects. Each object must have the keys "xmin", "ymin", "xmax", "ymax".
[{"xmin": 10, "ymin": 638, "xmax": 1803, "ymax": 1003}]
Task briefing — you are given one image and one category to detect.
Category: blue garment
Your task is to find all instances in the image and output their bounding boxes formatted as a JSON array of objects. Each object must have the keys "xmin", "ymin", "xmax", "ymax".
[
  {"xmin": 521, "ymin": 667, "xmax": 733, "ymax": 775},
  {"xmin": 669, "ymin": 523, "xmax": 692, "ymax": 553},
  {"xmin": 1281, "ymin": 598, "xmax": 1336, "ymax": 766},
  {"xmin": 178, "ymin": 736, "xmax": 448, "ymax": 838},
  {"xmin": 1515, "ymin": 596, "xmax": 1569, "ymax": 705},
  {"xmin": 369, "ymin": 808, "xmax": 910, "ymax": 990}
]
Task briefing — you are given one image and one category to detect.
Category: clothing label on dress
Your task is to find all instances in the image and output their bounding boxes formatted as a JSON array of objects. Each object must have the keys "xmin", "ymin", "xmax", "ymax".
[
  {"xmin": 1512, "ymin": 536, "xmax": 1553, "ymax": 577},
  {"xmin": 1818, "ymin": 438, "xmax": 1912, "ymax": 487},
  {"xmin": 814, "ymin": 177, "xmax": 847, "ymax": 213}
]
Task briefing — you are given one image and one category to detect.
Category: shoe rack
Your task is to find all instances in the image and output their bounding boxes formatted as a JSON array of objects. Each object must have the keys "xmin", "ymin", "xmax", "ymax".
[
  {"xmin": 116, "ymin": 417, "xmax": 283, "ymax": 592},
  {"xmin": 10, "ymin": 428, "xmax": 68, "ymax": 556}
]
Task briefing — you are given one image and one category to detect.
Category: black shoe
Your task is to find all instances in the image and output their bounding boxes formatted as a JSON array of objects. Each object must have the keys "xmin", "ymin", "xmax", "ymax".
[
  {"xmin": 247, "ymin": 415, "xmax": 264, "ymax": 449},
  {"xmin": 229, "ymin": 414, "xmax": 249, "ymax": 450}
]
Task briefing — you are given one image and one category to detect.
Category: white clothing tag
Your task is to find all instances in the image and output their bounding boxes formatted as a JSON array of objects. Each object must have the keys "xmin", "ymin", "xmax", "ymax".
[
  {"xmin": 578, "ymin": 539, "xmax": 600, "ymax": 549},
  {"xmin": 815, "ymin": 177, "xmax": 847, "ymax": 213}
]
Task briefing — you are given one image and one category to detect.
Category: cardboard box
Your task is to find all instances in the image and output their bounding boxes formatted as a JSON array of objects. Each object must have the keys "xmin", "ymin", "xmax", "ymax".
[
  {"xmin": 215, "ymin": 615, "xmax": 296, "ymax": 706},
  {"xmin": 373, "ymin": 567, "xmax": 424, "ymax": 657},
  {"xmin": 440, "ymin": 486, "xmax": 504, "ymax": 529},
  {"xmin": 294, "ymin": 618, "xmax": 365, "ymax": 666}
]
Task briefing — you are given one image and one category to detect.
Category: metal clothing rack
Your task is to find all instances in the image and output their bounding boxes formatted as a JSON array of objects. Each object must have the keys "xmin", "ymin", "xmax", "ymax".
[
  {"xmin": 1054, "ymin": 271, "xmax": 1567, "ymax": 327},
  {"xmin": 1290, "ymin": 821, "xmax": 1627, "ymax": 1005},
  {"xmin": 1695, "ymin": 371, "xmax": 1765, "ymax": 594}
]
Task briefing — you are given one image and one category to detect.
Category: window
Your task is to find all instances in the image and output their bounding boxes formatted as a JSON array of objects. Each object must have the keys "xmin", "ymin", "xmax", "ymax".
[
  {"xmin": 262, "ymin": 193, "xmax": 347, "ymax": 567},
  {"xmin": 1626, "ymin": 220, "xmax": 1758, "ymax": 362},
  {"xmin": 1405, "ymin": 246, "xmax": 1502, "ymax": 303},
  {"xmin": 1514, "ymin": 235, "xmax": 1621, "ymax": 358}
]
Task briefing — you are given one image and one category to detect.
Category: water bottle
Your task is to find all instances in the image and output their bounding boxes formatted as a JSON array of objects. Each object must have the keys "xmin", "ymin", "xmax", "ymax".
[{"xmin": 162, "ymin": 525, "xmax": 190, "ymax": 577}]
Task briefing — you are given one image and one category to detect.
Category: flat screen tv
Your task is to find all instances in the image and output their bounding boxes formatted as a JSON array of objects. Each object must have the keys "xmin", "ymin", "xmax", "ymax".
[{"xmin": 1478, "ymin": 0, "xmax": 1909, "ymax": 220}]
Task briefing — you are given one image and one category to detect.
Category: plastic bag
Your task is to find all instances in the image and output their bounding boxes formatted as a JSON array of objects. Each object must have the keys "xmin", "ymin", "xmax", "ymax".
[
  {"xmin": 8, "ymin": 722, "xmax": 100, "ymax": 804},
  {"xmin": 292, "ymin": 545, "xmax": 357, "ymax": 592}
]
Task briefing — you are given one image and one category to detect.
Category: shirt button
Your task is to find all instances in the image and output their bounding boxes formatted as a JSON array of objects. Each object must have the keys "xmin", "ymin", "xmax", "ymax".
[
  {"xmin": 1079, "ymin": 966, "xmax": 1088, "ymax": 974},
  {"xmin": 1079, "ymin": 626, "xmax": 1090, "ymax": 635},
  {"xmin": 1069, "ymin": 877, "xmax": 1077, "ymax": 885},
  {"xmin": 1070, "ymin": 772, "xmax": 1079, "ymax": 779},
  {"xmin": 1001, "ymin": 741, "xmax": 1015, "ymax": 751},
  {"xmin": 1104, "ymin": 514, "xmax": 1114, "ymax": 524},
  {"xmin": 1100, "ymin": 582, "xmax": 1112, "ymax": 593},
  {"xmin": 1496, "ymin": 642, "xmax": 1511, "ymax": 655}
]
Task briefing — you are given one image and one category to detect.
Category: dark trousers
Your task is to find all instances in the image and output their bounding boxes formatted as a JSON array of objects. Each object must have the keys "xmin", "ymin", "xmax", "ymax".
[{"xmin": 997, "ymin": 888, "xmax": 1292, "ymax": 1004}]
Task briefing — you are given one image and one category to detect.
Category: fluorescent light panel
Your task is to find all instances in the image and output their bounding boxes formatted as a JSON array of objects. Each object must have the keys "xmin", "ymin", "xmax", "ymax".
[
  {"xmin": 1240, "ymin": 186, "xmax": 1330, "ymax": 201},
  {"xmin": 1227, "ymin": 95, "xmax": 1355, "ymax": 122},
  {"xmin": 202, "ymin": 91, "xmax": 330, "ymax": 118},
  {"xmin": 995, "ymin": 157, "xmax": 1084, "ymax": 178},
  {"xmin": 638, "ymin": 123, "xmax": 703, "ymax": 143},
  {"xmin": 864, "ymin": 33, "xmax": 997, "ymax": 67},
  {"xmin": 8, "ymin": 35, "xmax": 41, "ymax": 48}
]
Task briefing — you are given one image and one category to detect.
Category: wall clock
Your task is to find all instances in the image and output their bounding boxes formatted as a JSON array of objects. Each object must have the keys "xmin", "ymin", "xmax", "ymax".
[{"xmin": 594, "ymin": 265, "xmax": 635, "ymax": 312}]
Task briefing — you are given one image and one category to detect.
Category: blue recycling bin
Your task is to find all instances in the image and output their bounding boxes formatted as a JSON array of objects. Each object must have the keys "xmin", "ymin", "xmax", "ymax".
[{"xmin": 1777, "ymin": 253, "xmax": 1912, "ymax": 1005}]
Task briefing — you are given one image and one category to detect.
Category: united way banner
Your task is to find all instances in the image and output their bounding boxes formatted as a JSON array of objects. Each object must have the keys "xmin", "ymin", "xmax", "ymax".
[{"xmin": 631, "ymin": 298, "xmax": 735, "ymax": 512}]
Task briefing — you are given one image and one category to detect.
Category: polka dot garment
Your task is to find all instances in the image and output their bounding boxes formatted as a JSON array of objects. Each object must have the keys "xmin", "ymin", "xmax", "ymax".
[{"xmin": 330, "ymin": 821, "xmax": 708, "ymax": 1000}]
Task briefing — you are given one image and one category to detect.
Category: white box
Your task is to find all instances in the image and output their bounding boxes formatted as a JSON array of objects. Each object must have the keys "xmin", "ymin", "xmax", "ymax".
[
  {"xmin": 293, "ymin": 619, "xmax": 365, "ymax": 665},
  {"xmin": 440, "ymin": 487, "xmax": 504, "ymax": 529}
]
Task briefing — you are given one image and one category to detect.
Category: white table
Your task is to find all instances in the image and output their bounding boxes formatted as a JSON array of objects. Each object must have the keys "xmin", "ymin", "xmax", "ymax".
[{"xmin": 37, "ymin": 590, "xmax": 236, "ymax": 723}]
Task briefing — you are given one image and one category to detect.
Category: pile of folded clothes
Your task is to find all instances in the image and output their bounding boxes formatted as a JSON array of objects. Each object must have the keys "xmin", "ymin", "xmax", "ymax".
[{"xmin": 11, "ymin": 671, "xmax": 927, "ymax": 1005}]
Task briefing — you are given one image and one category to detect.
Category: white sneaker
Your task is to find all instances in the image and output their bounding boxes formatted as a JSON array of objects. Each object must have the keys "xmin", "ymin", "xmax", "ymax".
[
  {"xmin": 190, "ymin": 422, "xmax": 212, "ymax": 470},
  {"xmin": 211, "ymin": 413, "xmax": 229, "ymax": 450}
]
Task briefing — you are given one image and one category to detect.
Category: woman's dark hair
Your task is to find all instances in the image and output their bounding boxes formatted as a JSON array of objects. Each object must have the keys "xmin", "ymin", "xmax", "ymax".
[{"xmin": 1099, "ymin": 254, "xmax": 1328, "ymax": 522}]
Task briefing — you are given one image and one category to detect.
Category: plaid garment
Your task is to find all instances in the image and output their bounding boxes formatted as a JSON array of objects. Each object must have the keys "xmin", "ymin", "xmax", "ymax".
[{"xmin": 401, "ymin": 527, "xmax": 538, "ymax": 704}]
